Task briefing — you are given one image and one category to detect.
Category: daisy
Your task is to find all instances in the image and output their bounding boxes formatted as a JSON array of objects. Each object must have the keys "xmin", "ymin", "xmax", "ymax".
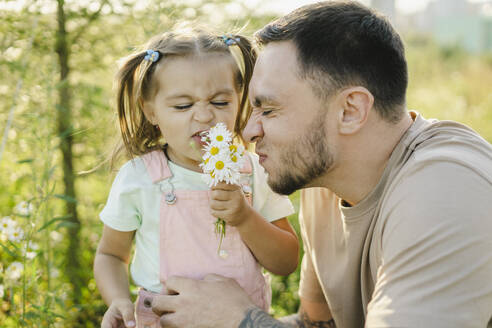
[
  {"xmin": 201, "ymin": 142, "xmax": 226, "ymax": 162},
  {"xmin": 200, "ymin": 123, "xmax": 246, "ymax": 254},
  {"xmin": 204, "ymin": 122, "xmax": 232, "ymax": 147},
  {"xmin": 15, "ymin": 201, "xmax": 33, "ymax": 216},
  {"xmin": 8, "ymin": 226, "xmax": 24, "ymax": 243},
  {"xmin": 5, "ymin": 262, "xmax": 23, "ymax": 281},
  {"xmin": 229, "ymin": 144, "xmax": 245, "ymax": 170},
  {"xmin": 0, "ymin": 216, "xmax": 15, "ymax": 233},
  {"xmin": 0, "ymin": 216, "xmax": 16, "ymax": 241}
]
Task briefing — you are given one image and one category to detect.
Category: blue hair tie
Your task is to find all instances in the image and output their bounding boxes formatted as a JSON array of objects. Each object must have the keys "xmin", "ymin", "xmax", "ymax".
[
  {"xmin": 221, "ymin": 35, "xmax": 240, "ymax": 46},
  {"xmin": 144, "ymin": 49, "xmax": 160, "ymax": 63}
]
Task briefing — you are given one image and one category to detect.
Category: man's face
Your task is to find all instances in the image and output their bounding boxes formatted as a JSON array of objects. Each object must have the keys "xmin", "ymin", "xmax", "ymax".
[{"xmin": 244, "ymin": 41, "xmax": 335, "ymax": 195}]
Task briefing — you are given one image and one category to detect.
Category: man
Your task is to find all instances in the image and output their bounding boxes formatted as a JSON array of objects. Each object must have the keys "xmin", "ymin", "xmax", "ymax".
[{"xmin": 151, "ymin": 1, "xmax": 492, "ymax": 327}]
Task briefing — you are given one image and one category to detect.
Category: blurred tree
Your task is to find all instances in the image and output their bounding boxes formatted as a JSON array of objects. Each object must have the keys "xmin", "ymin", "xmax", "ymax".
[{"xmin": 54, "ymin": 0, "xmax": 110, "ymax": 310}]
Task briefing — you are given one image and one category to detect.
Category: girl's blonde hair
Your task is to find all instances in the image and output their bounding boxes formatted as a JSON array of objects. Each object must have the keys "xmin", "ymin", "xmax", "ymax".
[{"xmin": 114, "ymin": 26, "xmax": 257, "ymax": 163}]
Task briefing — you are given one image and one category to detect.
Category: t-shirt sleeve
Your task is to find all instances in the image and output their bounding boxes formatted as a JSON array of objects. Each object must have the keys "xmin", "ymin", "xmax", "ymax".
[
  {"xmin": 249, "ymin": 153, "xmax": 295, "ymax": 222},
  {"xmin": 299, "ymin": 252, "xmax": 326, "ymax": 302},
  {"xmin": 366, "ymin": 161, "xmax": 492, "ymax": 327},
  {"xmin": 99, "ymin": 160, "xmax": 144, "ymax": 231},
  {"xmin": 298, "ymin": 188, "xmax": 327, "ymax": 302}
]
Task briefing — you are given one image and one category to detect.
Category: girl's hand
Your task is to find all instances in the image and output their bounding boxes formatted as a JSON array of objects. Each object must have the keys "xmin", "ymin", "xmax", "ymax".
[
  {"xmin": 101, "ymin": 298, "xmax": 136, "ymax": 328},
  {"xmin": 210, "ymin": 182, "xmax": 251, "ymax": 226}
]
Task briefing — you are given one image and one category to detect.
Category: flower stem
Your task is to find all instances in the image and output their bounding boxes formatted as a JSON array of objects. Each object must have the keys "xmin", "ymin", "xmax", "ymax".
[{"xmin": 214, "ymin": 218, "xmax": 226, "ymax": 253}]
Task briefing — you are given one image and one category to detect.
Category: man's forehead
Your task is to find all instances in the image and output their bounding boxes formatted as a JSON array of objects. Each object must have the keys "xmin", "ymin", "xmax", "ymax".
[
  {"xmin": 251, "ymin": 41, "xmax": 299, "ymax": 93},
  {"xmin": 256, "ymin": 41, "xmax": 298, "ymax": 70}
]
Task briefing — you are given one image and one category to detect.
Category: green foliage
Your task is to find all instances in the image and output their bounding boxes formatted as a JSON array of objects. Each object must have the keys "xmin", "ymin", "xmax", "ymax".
[{"xmin": 1, "ymin": 2, "xmax": 491, "ymax": 327}]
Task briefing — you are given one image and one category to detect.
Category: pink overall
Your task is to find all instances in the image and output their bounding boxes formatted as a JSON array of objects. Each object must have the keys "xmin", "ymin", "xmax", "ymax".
[{"xmin": 135, "ymin": 150, "xmax": 271, "ymax": 328}]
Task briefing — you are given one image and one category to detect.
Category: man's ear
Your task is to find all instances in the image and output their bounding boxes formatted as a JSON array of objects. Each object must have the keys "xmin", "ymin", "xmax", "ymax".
[
  {"xmin": 141, "ymin": 99, "xmax": 157, "ymax": 125},
  {"xmin": 336, "ymin": 86, "xmax": 374, "ymax": 135}
]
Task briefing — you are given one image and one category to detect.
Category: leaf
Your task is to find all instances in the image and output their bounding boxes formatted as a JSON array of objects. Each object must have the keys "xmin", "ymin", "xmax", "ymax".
[
  {"xmin": 17, "ymin": 158, "xmax": 34, "ymax": 164},
  {"xmin": 0, "ymin": 243, "xmax": 18, "ymax": 258},
  {"xmin": 56, "ymin": 221, "xmax": 79, "ymax": 229},
  {"xmin": 37, "ymin": 215, "xmax": 72, "ymax": 232},
  {"xmin": 25, "ymin": 311, "xmax": 41, "ymax": 319},
  {"xmin": 7, "ymin": 240, "xmax": 20, "ymax": 252},
  {"xmin": 54, "ymin": 194, "xmax": 77, "ymax": 203}
]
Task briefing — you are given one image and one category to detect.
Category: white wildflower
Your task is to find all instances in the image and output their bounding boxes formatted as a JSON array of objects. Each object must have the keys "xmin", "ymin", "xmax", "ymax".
[
  {"xmin": 24, "ymin": 241, "xmax": 39, "ymax": 259},
  {"xmin": 15, "ymin": 201, "xmax": 33, "ymax": 216},
  {"xmin": 200, "ymin": 123, "xmax": 244, "ymax": 187},
  {"xmin": 8, "ymin": 226, "xmax": 24, "ymax": 243},
  {"xmin": 202, "ymin": 153, "xmax": 238, "ymax": 187},
  {"xmin": 200, "ymin": 123, "xmax": 246, "ymax": 254},
  {"xmin": 50, "ymin": 231, "xmax": 63, "ymax": 242},
  {"xmin": 5, "ymin": 262, "xmax": 23, "ymax": 281},
  {"xmin": 28, "ymin": 241, "xmax": 39, "ymax": 250},
  {"xmin": 0, "ymin": 216, "xmax": 16, "ymax": 235},
  {"xmin": 202, "ymin": 122, "xmax": 232, "ymax": 147},
  {"xmin": 0, "ymin": 284, "xmax": 4, "ymax": 298}
]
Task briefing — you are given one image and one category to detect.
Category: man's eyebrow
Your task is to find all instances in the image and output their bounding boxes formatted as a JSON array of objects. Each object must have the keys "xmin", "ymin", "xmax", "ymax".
[{"xmin": 252, "ymin": 95, "xmax": 278, "ymax": 107}]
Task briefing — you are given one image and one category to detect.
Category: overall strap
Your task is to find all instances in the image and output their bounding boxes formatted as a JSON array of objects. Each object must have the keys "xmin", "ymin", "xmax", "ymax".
[{"xmin": 141, "ymin": 150, "xmax": 172, "ymax": 183}]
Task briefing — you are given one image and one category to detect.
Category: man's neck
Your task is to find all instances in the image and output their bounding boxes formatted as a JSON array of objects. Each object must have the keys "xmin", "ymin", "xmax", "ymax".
[{"xmin": 320, "ymin": 112, "xmax": 413, "ymax": 206}]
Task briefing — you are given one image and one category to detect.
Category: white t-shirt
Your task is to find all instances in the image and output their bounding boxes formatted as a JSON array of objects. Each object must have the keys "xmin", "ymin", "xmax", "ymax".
[{"xmin": 100, "ymin": 152, "xmax": 295, "ymax": 292}]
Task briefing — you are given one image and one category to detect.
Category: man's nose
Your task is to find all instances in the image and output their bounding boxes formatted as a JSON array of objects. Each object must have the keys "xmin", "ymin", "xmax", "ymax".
[{"xmin": 243, "ymin": 114, "xmax": 263, "ymax": 143}]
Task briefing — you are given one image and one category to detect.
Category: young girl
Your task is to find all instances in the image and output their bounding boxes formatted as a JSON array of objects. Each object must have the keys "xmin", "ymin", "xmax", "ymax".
[{"xmin": 94, "ymin": 26, "xmax": 299, "ymax": 328}]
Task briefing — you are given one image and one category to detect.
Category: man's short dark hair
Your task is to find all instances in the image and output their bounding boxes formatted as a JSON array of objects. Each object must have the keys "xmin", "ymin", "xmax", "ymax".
[{"xmin": 255, "ymin": 0, "xmax": 408, "ymax": 123}]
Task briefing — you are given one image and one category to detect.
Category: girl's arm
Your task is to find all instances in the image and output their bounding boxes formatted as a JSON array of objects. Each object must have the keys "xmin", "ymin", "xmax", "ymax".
[
  {"xmin": 238, "ymin": 212, "xmax": 299, "ymax": 276},
  {"xmin": 94, "ymin": 225, "xmax": 135, "ymax": 305},
  {"xmin": 210, "ymin": 182, "xmax": 299, "ymax": 276}
]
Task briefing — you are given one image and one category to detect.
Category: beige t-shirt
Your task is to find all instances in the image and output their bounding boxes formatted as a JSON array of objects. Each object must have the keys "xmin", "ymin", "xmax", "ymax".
[{"xmin": 299, "ymin": 111, "xmax": 492, "ymax": 328}]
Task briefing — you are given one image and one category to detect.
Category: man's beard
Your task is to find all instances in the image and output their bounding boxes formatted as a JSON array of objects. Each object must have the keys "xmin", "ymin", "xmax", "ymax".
[{"xmin": 268, "ymin": 115, "xmax": 333, "ymax": 195}]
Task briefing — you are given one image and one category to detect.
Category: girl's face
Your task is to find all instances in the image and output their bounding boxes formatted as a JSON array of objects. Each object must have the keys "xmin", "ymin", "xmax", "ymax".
[{"xmin": 143, "ymin": 53, "xmax": 241, "ymax": 172}]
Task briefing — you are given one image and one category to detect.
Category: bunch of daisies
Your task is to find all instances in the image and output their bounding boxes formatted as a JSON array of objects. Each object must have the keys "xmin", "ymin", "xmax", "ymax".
[
  {"xmin": 200, "ymin": 123, "xmax": 246, "ymax": 254},
  {"xmin": 200, "ymin": 122, "xmax": 245, "ymax": 187}
]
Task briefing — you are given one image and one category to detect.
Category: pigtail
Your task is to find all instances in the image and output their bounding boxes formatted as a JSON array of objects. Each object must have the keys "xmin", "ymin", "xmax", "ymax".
[
  {"xmin": 230, "ymin": 35, "xmax": 257, "ymax": 137},
  {"xmin": 114, "ymin": 52, "xmax": 161, "ymax": 162}
]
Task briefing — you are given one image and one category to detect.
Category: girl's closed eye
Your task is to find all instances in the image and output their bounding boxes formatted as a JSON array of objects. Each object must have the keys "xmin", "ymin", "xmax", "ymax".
[
  {"xmin": 211, "ymin": 100, "xmax": 229, "ymax": 107},
  {"xmin": 262, "ymin": 109, "xmax": 274, "ymax": 116},
  {"xmin": 174, "ymin": 103, "xmax": 193, "ymax": 110}
]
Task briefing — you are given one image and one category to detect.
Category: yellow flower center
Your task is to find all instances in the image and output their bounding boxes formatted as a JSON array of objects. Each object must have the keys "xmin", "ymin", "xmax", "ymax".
[
  {"xmin": 215, "ymin": 161, "xmax": 224, "ymax": 170},
  {"xmin": 231, "ymin": 155, "xmax": 237, "ymax": 163},
  {"xmin": 210, "ymin": 172, "xmax": 215, "ymax": 178},
  {"xmin": 216, "ymin": 135, "xmax": 223, "ymax": 142},
  {"xmin": 204, "ymin": 158, "xmax": 209, "ymax": 164},
  {"xmin": 210, "ymin": 147, "xmax": 219, "ymax": 155},
  {"xmin": 229, "ymin": 145, "xmax": 237, "ymax": 152}
]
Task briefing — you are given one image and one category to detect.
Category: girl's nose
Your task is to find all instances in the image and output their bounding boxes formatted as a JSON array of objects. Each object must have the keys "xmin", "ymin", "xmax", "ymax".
[
  {"xmin": 193, "ymin": 103, "xmax": 214, "ymax": 123},
  {"xmin": 243, "ymin": 114, "xmax": 263, "ymax": 143}
]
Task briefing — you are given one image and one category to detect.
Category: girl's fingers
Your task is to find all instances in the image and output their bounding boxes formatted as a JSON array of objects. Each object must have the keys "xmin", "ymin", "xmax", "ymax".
[
  {"xmin": 211, "ymin": 182, "xmax": 240, "ymax": 191},
  {"xmin": 210, "ymin": 201, "xmax": 229, "ymax": 212},
  {"xmin": 211, "ymin": 189, "xmax": 232, "ymax": 201}
]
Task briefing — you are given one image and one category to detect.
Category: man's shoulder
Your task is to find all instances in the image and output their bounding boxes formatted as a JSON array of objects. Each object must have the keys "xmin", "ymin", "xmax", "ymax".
[
  {"xmin": 401, "ymin": 120, "xmax": 492, "ymax": 183},
  {"xmin": 377, "ymin": 121, "xmax": 492, "ymax": 242}
]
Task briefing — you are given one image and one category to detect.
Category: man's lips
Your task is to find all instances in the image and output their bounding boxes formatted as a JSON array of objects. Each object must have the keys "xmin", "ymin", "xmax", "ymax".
[{"xmin": 256, "ymin": 151, "xmax": 267, "ymax": 164}]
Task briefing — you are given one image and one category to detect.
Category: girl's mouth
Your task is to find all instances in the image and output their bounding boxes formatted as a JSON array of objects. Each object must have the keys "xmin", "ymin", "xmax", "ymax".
[{"xmin": 191, "ymin": 131, "xmax": 209, "ymax": 147}]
